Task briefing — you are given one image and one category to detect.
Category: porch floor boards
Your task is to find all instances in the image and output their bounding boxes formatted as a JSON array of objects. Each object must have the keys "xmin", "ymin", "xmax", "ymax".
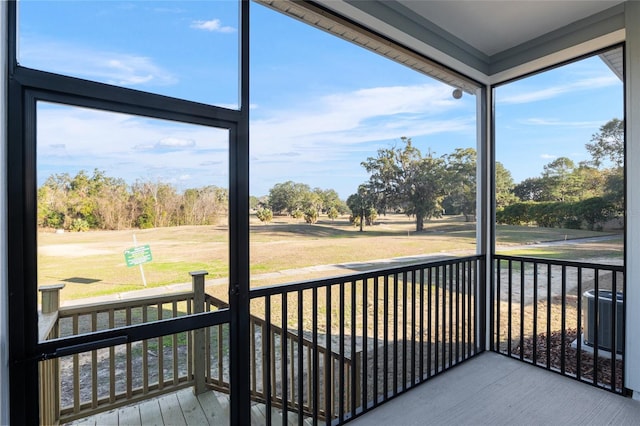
[
  {"xmin": 65, "ymin": 388, "xmax": 311, "ymax": 426},
  {"xmin": 351, "ymin": 351, "xmax": 640, "ymax": 425}
]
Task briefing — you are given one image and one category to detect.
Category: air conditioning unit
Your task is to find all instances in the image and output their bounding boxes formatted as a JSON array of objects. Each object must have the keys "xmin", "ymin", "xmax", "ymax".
[{"xmin": 583, "ymin": 289, "xmax": 623, "ymax": 354}]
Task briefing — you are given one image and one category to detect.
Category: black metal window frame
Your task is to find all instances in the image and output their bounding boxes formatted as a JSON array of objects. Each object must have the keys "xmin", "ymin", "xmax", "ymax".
[
  {"xmin": 5, "ymin": 0, "xmax": 496, "ymax": 424},
  {"xmin": 6, "ymin": 0, "xmax": 252, "ymax": 424}
]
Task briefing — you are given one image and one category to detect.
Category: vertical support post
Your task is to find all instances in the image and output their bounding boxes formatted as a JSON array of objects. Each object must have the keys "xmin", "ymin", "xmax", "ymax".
[
  {"xmin": 0, "ymin": 1, "xmax": 8, "ymax": 422},
  {"xmin": 190, "ymin": 271, "xmax": 208, "ymax": 395},
  {"xmin": 38, "ymin": 284, "xmax": 64, "ymax": 426},
  {"xmin": 39, "ymin": 284, "xmax": 65, "ymax": 315},
  {"xmin": 625, "ymin": 0, "xmax": 640, "ymax": 399},
  {"xmin": 229, "ymin": 0, "xmax": 252, "ymax": 424},
  {"xmin": 476, "ymin": 83, "xmax": 492, "ymax": 352}
]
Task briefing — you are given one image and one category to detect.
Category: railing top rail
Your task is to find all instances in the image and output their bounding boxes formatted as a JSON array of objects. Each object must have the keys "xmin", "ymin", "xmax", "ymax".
[
  {"xmin": 58, "ymin": 290, "xmax": 195, "ymax": 317},
  {"xmin": 204, "ymin": 293, "xmax": 229, "ymax": 309},
  {"xmin": 494, "ymin": 254, "xmax": 624, "ymax": 272},
  {"xmin": 250, "ymin": 254, "xmax": 484, "ymax": 298}
]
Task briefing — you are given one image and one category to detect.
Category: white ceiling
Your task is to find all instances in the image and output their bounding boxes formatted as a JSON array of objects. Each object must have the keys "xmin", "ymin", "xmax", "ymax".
[
  {"xmin": 399, "ymin": 1, "xmax": 624, "ymax": 57},
  {"xmin": 313, "ymin": 0, "xmax": 626, "ymax": 82}
]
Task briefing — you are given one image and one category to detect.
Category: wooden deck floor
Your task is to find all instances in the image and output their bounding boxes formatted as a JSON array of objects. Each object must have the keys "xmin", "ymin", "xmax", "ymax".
[
  {"xmin": 69, "ymin": 352, "xmax": 640, "ymax": 425},
  {"xmin": 67, "ymin": 388, "xmax": 311, "ymax": 426},
  {"xmin": 350, "ymin": 352, "xmax": 640, "ymax": 426}
]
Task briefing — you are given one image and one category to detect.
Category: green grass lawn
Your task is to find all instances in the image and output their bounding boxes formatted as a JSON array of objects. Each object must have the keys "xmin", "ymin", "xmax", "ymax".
[{"xmin": 38, "ymin": 214, "xmax": 622, "ymax": 303}]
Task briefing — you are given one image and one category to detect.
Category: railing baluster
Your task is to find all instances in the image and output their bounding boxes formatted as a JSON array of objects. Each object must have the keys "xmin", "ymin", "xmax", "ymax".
[
  {"xmin": 411, "ymin": 269, "xmax": 416, "ymax": 385},
  {"xmin": 250, "ymin": 318, "xmax": 256, "ymax": 398},
  {"xmin": 282, "ymin": 293, "xmax": 289, "ymax": 424},
  {"xmin": 189, "ymin": 299, "xmax": 195, "ymax": 384},
  {"xmin": 456, "ymin": 262, "xmax": 467, "ymax": 359},
  {"xmin": 91, "ymin": 312, "xmax": 98, "ymax": 409},
  {"xmin": 467, "ymin": 260, "xmax": 471, "ymax": 358},
  {"xmin": 298, "ymin": 290, "xmax": 304, "ymax": 425},
  {"xmin": 383, "ymin": 274, "xmax": 389, "ymax": 400},
  {"xmin": 290, "ymin": 336, "xmax": 295, "ymax": 413},
  {"xmin": 325, "ymin": 284, "xmax": 332, "ymax": 423},
  {"xmin": 495, "ymin": 258, "xmax": 501, "ymax": 353},
  {"xmin": 362, "ymin": 278, "xmax": 368, "ymax": 412},
  {"xmin": 434, "ymin": 266, "xmax": 439, "ymax": 374},
  {"xmin": 469, "ymin": 258, "xmax": 476, "ymax": 355},
  {"xmin": 611, "ymin": 270, "xmax": 617, "ymax": 391},
  {"xmin": 419, "ymin": 268, "xmax": 425, "ymax": 381},
  {"xmin": 507, "ymin": 260, "xmax": 512, "ymax": 357},
  {"xmin": 218, "ymin": 323, "xmax": 224, "ymax": 385},
  {"xmin": 73, "ymin": 315, "xmax": 80, "ymax": 413},
  {"xmin": 456, "ymin": 262, "xmax": 461, "ymax": 363},
  {"xmin": 561, "ymin": 265, "xmax": 567, "ymax": 374},
  {"xmin": 126, "ymin": 307, "xmax": 133, "ymax": 397},
  {"xmin": 448, "ymin": 264, "xmax": 453, "ymax": 368},
  {"xmin": 339, "ymin": 281, "xmax": 345, "ymax": 422},
  {"xmin": 351, "ymin": 280, "xmax": 357, "ymax": 416},
  {"xmin": 373, "ymin": 276, "xmax": 379, "ymax": 405},
  {"xmin": 306, "ymin": 342, "xmax": 312, "ymax": 414},
  {"xmin": 546, "ymin": 263, "xmax": 551, "ymax": 370},
  {"xmin": 533, "ymin": 263, "xmax": 538, "ymax": 365},
  {"xmin": 312, "ymin": 287, "xmax": 318, "ymax": 425},
  {"xmin": 427, "ymin": 266, "xmax": 432, "ymax": 378},
  {"xmin": 593, "ymin": 269, "xmax": 599, "ymax": 384},
  {"xmin": 157, "ymin": 302, "xmax": 164, "ymax": 390},
  {"xmin": 264, "ymin": 295, "xmax": 272, "ymax": 426},
  {"xmin": 576, "ymin": 267, "xmax": 582, "ymax": 381},
  {"xmin": 442, "ymin": 265, "xmax": 447, "ymax": 370},
  {"xmin": 520, "ymin": 261, "xmax": 525, "ymax": 361},
  {"xmin": 109, "ymin": 310, "xmax": 116, "ymax": 402},
  {"xmin": 172, "ymin": 301, "xmax": 179, "ymax": 386},
  {"xmin": 393, "ymin": 273, "xmax": 399, "ymax": 395},
  {"xmin": 402, "ymin": 271, "xmax": 407, "ymax": 391},
  {"xmin": 143, "ymin": 305, "xmax": 149, "ymax": 395}
]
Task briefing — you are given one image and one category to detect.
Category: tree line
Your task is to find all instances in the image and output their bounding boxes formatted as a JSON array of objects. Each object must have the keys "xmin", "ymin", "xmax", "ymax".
[
  {"xmin": 38, "ymin": 169, "xmax": 228, "ymax": 231},
  {"xmin": 39, "ymin": 118, "xmax": 623, "ymax": 233},
  {"xmin": 254, "ymin": 181, "xmax": 350, "ymax": 224},
  {"xmin": 349, "ymin": 118, "xmax": 623, "ymax": 232}
]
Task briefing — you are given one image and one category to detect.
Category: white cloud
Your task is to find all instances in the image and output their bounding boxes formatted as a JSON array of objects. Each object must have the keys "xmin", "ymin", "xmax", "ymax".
[
  {"xmin": 499, "ymin": 75, "xmax": 619, "ymax": 104},
  {"xmin": 246, "ymin": 82, "xmax": 476, "ymax": 195},
  {"xmin": 250, "ymin": 83, "xmax": 471, "ymax": 158},
  {"xmin": 522, "ymin": 118, "xmax": 602, "ymax": 128},
  {"xmin": 19, "ymin": 39, "xmax": 177, "ymax": 87},
  {"xmin": 191, "ymin": 19, "xmax": 236, "ymax": 33},
  {"xmin": 540, "ymin": 154, "xmax": 557, "ymax": 159},
  {"xmin": 157, "ymin": 137, "xmax": 196, "ymax": 149},
  {"xmin": 36, "ymin": 105, "xmax": 229, "ymax": 188}
]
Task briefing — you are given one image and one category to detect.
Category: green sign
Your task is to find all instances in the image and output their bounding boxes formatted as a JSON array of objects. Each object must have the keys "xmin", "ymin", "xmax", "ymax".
[{"xmin": 124, "ymin": 244, "xmax": 152, "ymax": 267}]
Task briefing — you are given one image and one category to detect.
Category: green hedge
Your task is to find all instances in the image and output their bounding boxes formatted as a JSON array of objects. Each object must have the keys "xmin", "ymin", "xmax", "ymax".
[{"xmin": 496, "ymin": 197, "xmax": 616, "ymax": 230}]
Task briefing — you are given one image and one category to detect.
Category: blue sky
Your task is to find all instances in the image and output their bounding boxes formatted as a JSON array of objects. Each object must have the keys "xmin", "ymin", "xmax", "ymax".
[{"xmin": 20, "ymin": 1, "xmax": 623, "ymax": 199}]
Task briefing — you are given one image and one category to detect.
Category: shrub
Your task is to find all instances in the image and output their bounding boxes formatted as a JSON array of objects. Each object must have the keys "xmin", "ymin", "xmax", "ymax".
[
  {"xmin": 256, "ymin": 208, "xmax": 273, "ymax": 223},
  {"xmin": 304, "ymin": 209, "xmax": 318, "ymax": 224},
  {"xmin": 327, "ymin": 207, "xmax": 339, "ymax": 220},
  {"xmin": 69, "ymin": 218, "xmax": 90, "ymax": 232},
  {"xmin": 365, "ymin": 207, "xmax": 378, "ymax": 226}
]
